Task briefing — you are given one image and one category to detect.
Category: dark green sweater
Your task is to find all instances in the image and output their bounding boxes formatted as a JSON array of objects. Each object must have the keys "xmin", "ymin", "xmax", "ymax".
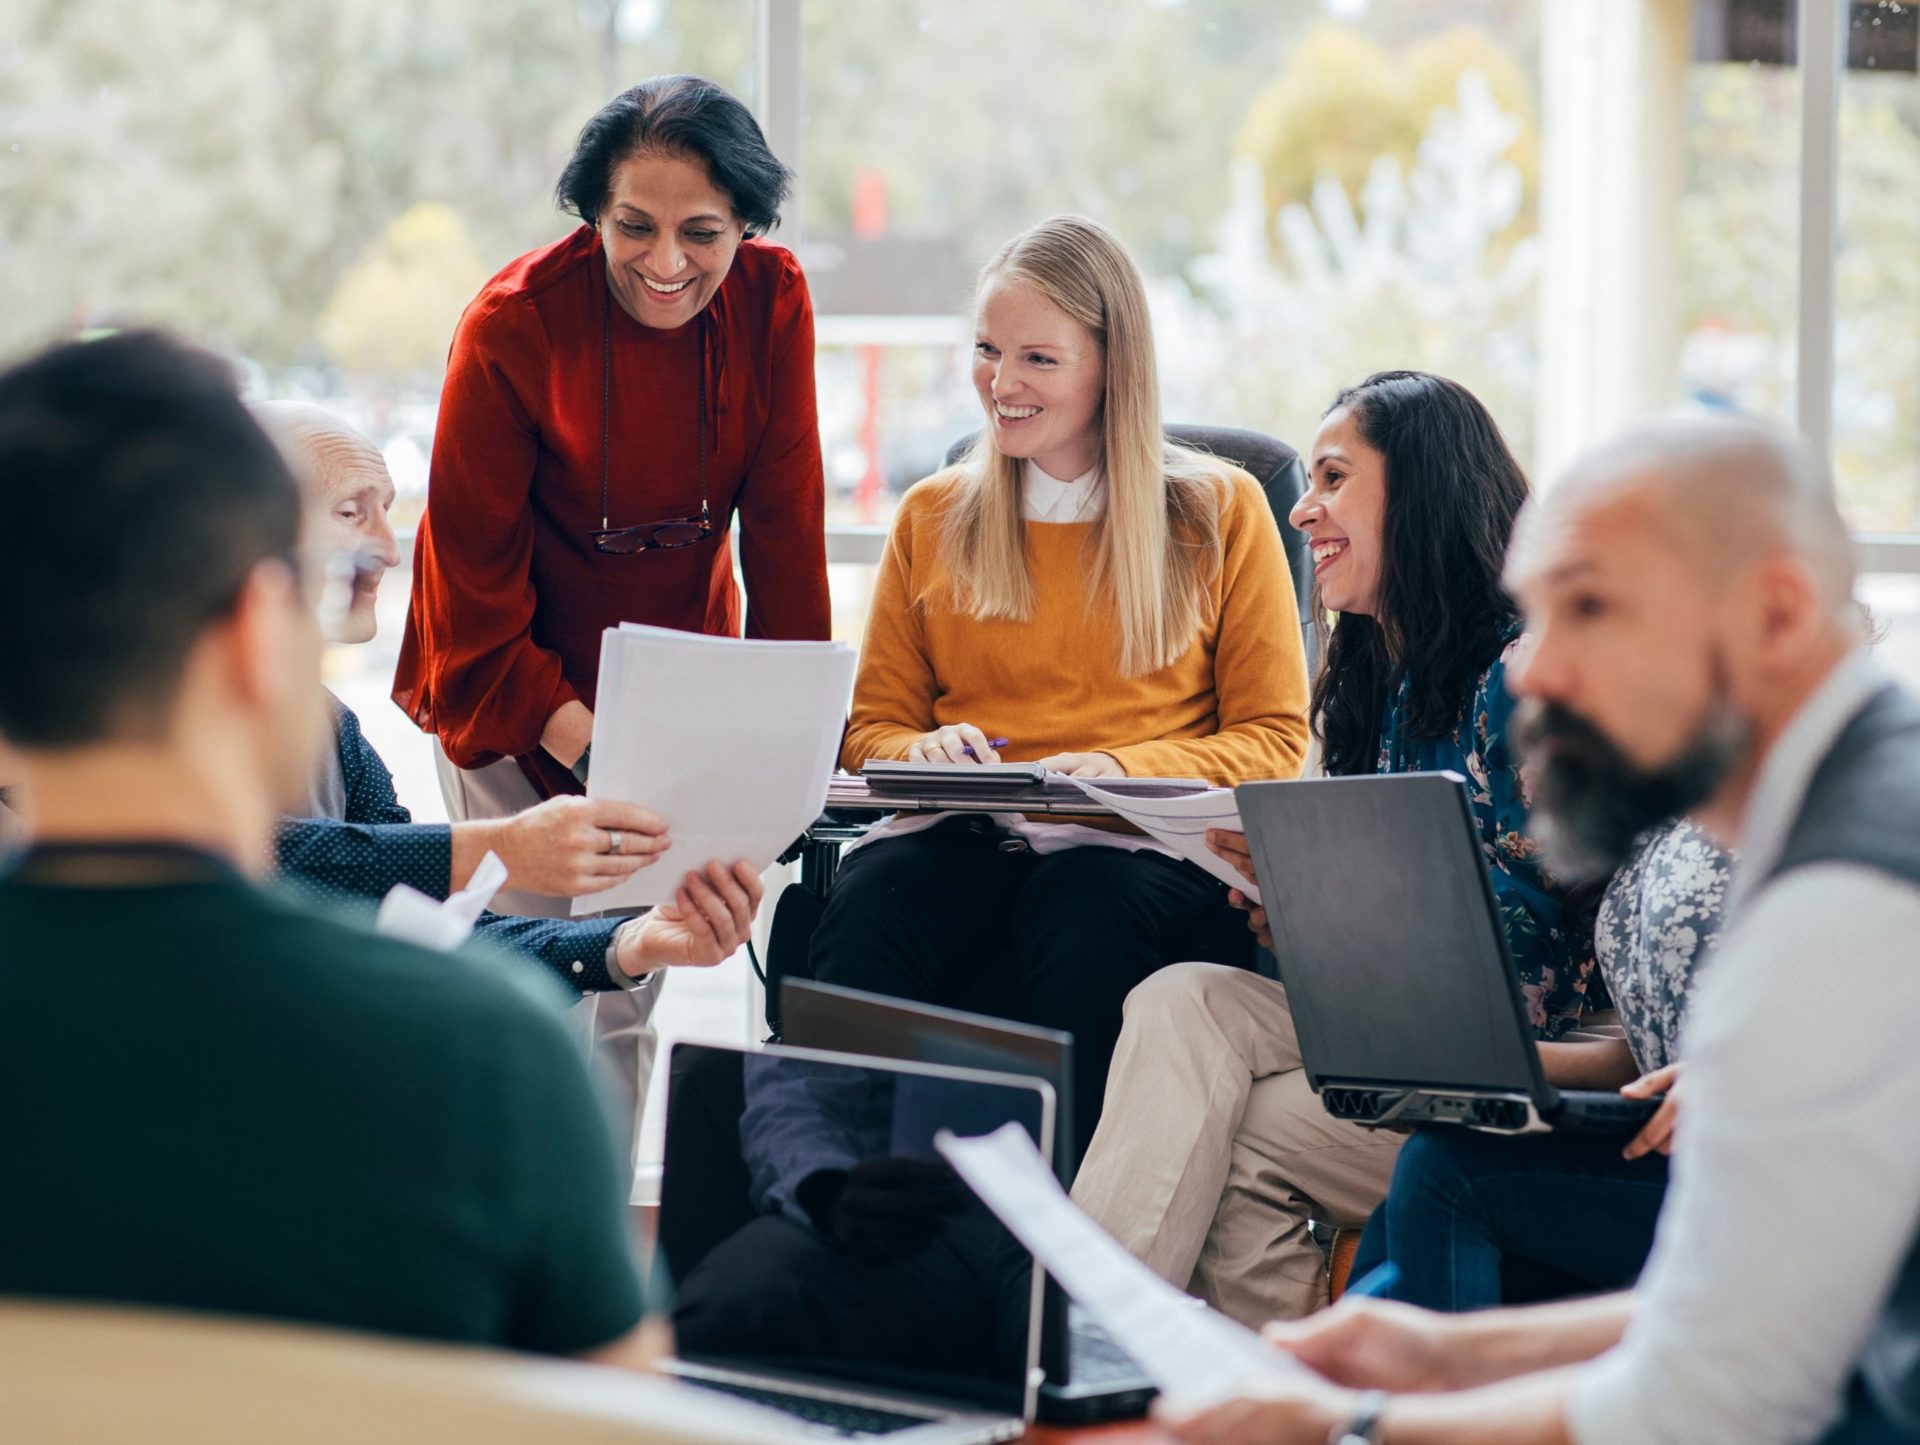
[{"xmin": 0, "ymin": 843, "xmax": 645, "ymax": 1355}]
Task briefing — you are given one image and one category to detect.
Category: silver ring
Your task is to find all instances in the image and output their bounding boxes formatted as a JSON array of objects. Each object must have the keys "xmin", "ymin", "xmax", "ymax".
[{"xmin": 605, "ymin": 830, "xmax": 623, "ymax": 856}]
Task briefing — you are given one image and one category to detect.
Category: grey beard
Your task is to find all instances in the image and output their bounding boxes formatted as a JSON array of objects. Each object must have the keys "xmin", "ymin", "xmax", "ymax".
[{"xmin": 1519, "ymin": 696, "xmax": 1749, "ymax": 885}]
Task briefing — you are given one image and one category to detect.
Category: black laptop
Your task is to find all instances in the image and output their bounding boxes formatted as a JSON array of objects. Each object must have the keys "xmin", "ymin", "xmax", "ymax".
[
  {"xmin": 1235, "ymin": 772, "xmax": 1658, "ymax": 1135},
  {"xmin": 657, "ymin": 1041, "xmax": 1051, "ymax": 1442},
  {"xmin": 780, "ymin": 980, "xmax": 1156, "ymax": 1424}
]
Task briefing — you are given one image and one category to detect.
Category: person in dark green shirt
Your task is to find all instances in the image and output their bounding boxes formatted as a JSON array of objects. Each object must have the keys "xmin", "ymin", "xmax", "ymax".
[{"xmin": 0, "ymin": 331, "xmax": 657, "ymax": 1367}]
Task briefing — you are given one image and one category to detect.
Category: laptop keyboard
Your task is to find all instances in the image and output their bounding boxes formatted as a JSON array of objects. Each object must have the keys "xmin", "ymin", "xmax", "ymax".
[{"xmin": 685, "ymin": 1376, "xmax": 932, "ymax": 1436}]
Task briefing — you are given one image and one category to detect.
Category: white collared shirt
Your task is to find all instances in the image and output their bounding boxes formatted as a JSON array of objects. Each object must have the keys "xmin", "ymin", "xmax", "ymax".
[
  {"xmin": 1021, "ymin": 458, "xmax": 1103, "ymax": 524},
  {"xmin": 1570, "ymin": 652, "xmax": 1920, "ymax": 1444}
]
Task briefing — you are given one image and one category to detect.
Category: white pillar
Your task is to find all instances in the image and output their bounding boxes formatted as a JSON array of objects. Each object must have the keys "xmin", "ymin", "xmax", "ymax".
[
  {"xmin": 1533, "ymin": 0, "xmax": 1690, "ymax": 486},
  {"xmin": 754, "ymin": 0, "xmax": 804, "ymax": 241},
  {"xmin": 1795, "ymin": 0, "xmax": 1845, "ymax": 467}
]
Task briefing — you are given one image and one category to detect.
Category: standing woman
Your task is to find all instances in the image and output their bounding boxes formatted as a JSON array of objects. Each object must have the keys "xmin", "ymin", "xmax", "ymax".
[
  {"xmin": 397, "ymin": 73, "xmax": 828, "ymax": 811},
  {"xmin": 394, "ymin": 75, "xmax": 828, "ymax": 1152},
  {"xmin": 811, "ymin": 215, "xmax": 1312, "ymax": 1155}
]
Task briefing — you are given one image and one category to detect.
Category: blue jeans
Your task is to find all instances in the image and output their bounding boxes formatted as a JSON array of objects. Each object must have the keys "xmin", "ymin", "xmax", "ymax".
[{"xmin": 1351, "ymin": 1127, "xmax": 1669, "ymax": 1312}]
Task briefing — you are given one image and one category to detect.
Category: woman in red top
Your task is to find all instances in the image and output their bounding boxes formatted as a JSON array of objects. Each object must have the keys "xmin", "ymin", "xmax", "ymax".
[{"xmin": 395, "ymin": 74, "xmax": 830, "ymax": 807}]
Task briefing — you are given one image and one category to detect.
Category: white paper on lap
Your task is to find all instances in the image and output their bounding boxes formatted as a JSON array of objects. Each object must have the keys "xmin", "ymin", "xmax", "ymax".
[{"xmin": 1061, "ymin": 779, "xmax": 1259, "ymax": 902}]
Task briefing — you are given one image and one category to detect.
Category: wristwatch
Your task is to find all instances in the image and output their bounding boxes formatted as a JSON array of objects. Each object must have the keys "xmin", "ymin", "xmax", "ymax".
[
  {"xmin": 570, "ymin": 742, "xmax": 592, "ymax": 786},
  {"xmin": 1330, "ymin": 1390, "xmax": 1389, "ymax": 1444}
]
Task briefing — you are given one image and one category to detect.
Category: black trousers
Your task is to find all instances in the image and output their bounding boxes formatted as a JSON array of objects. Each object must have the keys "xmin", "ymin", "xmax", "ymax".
[{"xmin": 807, "ymin": 816, "xmax": 1255, "ymax": 1161}]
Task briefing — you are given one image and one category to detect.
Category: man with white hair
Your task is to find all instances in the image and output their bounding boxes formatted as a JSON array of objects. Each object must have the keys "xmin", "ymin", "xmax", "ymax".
[
  {"xmin": 1154, "ymin": 415, "xmax": 1920, "ymax": 1445},
  {"xmin": 257, "ymin": 402, "xmax": 761, "ymax": 1103}
]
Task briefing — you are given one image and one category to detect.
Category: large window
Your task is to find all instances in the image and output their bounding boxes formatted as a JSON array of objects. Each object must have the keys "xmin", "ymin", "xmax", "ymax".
[{"xmin": 798, "ymin": 0, "xmax": 1545, "ymax": 514}]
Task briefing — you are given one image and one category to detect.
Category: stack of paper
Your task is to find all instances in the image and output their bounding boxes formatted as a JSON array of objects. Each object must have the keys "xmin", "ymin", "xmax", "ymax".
[
  {"xmin": 1062, "ymin": 780, "xmax": 1259, "ymax": 901},
  {"xmin": 575, "ymin": 624, "xmax": 856, "ymax": 915}
]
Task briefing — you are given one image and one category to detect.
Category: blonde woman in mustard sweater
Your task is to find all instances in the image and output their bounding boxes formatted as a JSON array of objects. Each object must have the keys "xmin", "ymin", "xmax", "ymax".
[{"xmin": 809, "ymin": 215, "xmax": 1311, "ymax": 1157}]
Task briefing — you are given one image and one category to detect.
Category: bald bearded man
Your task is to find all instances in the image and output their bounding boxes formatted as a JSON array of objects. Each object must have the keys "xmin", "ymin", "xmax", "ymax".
[{"xmin": 1152, "ymin": 416, "xmax": 1920, "ymax": 1445}]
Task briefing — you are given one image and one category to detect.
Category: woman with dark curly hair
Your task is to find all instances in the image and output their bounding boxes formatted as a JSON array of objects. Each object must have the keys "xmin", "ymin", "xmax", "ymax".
[{"xmin": 1072, "ymin": 371, "xmax": 1598, "ymax": 1328}]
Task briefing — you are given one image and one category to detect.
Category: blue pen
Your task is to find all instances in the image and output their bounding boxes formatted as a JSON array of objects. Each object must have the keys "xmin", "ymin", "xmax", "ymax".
[
  {"xmin": 962, "ymin": 736, "xmax": 1010, "ymax": 760},
  {"xmin": 1341, "ymin": 1262, "xmax": 1401, "ymax": 1300}
]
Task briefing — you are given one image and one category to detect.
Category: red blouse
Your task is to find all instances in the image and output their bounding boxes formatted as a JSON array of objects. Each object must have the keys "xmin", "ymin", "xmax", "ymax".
[{"xmin": 394, "ymin": 228, "xmax": 831, "ymax": 798}]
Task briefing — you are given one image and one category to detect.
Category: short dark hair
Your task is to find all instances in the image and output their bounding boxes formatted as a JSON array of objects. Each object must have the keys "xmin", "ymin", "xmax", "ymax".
[
  {"xmin": 1311, "ymin": 371, "xmax": 1531, "ymax": 777},
  {"xmin": 555, "ymin": 75, "xmax": 793, "ymax": 235},
  {"xmin": 0, "ymin": 331, "xmax": 302, "ymax": 747}
]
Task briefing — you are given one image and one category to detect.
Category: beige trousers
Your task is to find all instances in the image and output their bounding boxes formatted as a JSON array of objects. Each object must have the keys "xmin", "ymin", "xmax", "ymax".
[
  {"xmin": 432, "ymin": 743, "xmax": 661, "ymax": 1177},
  {"xmin": 1070, "ymin": 963, "xmax": 1403, "ymax": 1327}
]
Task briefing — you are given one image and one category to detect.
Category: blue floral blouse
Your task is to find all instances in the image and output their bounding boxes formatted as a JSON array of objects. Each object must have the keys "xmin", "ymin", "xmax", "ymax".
[{"xmin": 1375, "ymin": 636, "xmax": 1593, "ymax": 1038}]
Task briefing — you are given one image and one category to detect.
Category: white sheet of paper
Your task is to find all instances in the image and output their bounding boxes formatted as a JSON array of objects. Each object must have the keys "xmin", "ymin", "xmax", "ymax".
[
  {"xmin": 936, "ymin": 1123, "xmax": 1302, "ymax": 1409},
  {"xmin": 376, "ymin": 849, "xmax": 507, "ymax": 951},
  {"xmin": 1062, "ymin": 780, "xmax": 1259, "ymax": 902},
  {"xmin": 576, "ymin": 624, "xmax": 857, "ymax": 914}
]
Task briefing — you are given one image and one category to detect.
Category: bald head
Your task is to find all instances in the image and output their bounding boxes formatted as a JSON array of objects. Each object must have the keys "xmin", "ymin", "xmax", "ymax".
[
  {"xmin": 1535, "ymin": 414, "xmax": 1856, "ymax": 613},
  {"xmin": 1504, "ymin": 413, "xmax": 1868, "ymax": 866},
  {"xmin": 252, "ymin": 401, "xmax": 399, "ymax": 645},
  {"xmin": 252, "ymin": 401, "xmax": 387, "ymax": 506}
]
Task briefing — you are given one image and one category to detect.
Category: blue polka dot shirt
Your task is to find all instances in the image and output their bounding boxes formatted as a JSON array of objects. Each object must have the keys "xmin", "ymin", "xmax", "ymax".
[{"xmin": 274, "ymin": 696, "xmax": 634, "ymax": 995}]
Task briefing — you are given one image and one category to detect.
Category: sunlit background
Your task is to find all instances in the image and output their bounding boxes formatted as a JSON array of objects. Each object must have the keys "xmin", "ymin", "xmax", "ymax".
[{"xmin": 8, "ymin": 0, "xmax": 1916, "ymax": 1176}]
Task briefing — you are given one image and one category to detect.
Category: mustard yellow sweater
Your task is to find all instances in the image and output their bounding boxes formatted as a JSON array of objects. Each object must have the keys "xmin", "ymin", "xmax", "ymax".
[{"xmin": 842, "ymin": 467, "xmax": 1310, "ymax": 786}]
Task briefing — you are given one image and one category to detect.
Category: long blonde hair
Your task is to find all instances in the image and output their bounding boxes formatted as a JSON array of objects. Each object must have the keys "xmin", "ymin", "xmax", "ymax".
[{"xmin": 940, "ymin": 215, "xmax": 1225, "ymax": 677}]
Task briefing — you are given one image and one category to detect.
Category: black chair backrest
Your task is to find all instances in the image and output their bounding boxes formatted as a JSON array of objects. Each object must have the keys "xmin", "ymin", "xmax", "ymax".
[{"xmin": 941, "ymin": 424, "xmax": 1318, "ymax": 672}]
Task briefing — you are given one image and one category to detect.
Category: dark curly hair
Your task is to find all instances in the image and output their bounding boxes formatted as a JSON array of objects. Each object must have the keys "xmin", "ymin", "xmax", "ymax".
[
  {"xmin": 1310, "ymin": 371, "xmax": 1530, "ymax": 777},
  {"xmin": 555, "ymin": 74, "xmax": 793, "ymax": 235}
]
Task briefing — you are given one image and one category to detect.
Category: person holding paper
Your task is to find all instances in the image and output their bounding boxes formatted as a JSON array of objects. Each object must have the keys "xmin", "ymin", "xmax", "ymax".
[
  {"xmin": 1152, "ymin": 418, "xmax": 1920, "ymax": 1445},
  {"xmin": 1072, "ymin": 373, "xmax": 1592, "ymax": 1327},
  {"xmin": 394, "ymin": 74, "xmax": 828, "ymax": 810},
  {"xmin": 391, "ymin": 76, "xmax": 820, "ymax": 1141},
  {"xmin": 812, "ymin": 215, "xmax": 1312, "ymax": 1154},
  {"xmin": 261, "ymin": 402, "xmax": 763, "ymax": 995}
]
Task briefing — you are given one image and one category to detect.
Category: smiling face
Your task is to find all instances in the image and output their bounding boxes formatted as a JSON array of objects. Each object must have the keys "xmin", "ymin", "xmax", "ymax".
[
  {"xmin": 599, "ymin": 150, "xmax": 744, "ymax": 329},
  {"xmin": 971, "ymin": 277, "xmax": 1106, "ymax": 482},
  {"xmin": 1290, "ymin": 406, "xmax": 1387, "ymax": 616}
]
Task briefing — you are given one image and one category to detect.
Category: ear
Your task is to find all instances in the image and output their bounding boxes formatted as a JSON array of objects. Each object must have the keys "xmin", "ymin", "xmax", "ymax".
[{"xmin": 1750, "ymin": 551, "xmax": 1823, "ymax": 664}]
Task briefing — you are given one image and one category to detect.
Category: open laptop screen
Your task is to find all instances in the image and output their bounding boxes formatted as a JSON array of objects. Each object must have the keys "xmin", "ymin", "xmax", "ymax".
[
  {"xmin": 779, "ymin": 979, "xmax": 1077, "ymax": 1180},
  {"xmin": 659, "ymin": 1042, "xmax": 1049, "ymax": 1417},
  {"xmin": 1237, "ymin": 773, "xmax": 1544, "ymax": 1096}
]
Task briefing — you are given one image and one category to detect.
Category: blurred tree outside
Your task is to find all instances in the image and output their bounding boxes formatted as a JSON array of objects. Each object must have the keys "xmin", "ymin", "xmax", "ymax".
[
  {"xmin": 1234, "ymin": 22, "xmax": 1539, "ymax": 253},
  {"xmin": 318, "ymin": 203, "xmax": 491, "ymax": 377},
  {"xmin": 1161, "ymin": 60, "xmax": 1538, "ymax": 465},
  {"xmin": 0, "ymin": 0, "xmax": 746, "ymax": 371},
  {"xmin": 2, "ymin": 1, "xmax": 1911, "ymax": 528}
]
